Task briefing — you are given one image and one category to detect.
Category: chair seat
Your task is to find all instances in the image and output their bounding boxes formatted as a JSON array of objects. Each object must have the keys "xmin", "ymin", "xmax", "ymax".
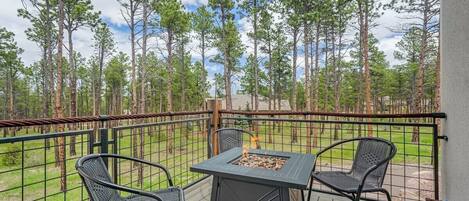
[
  {"xmin": 312, "ymin": 171, "xmax": 379, "ymax": 193},
  {"xmin": 125, "ymin": 187, "xmax": 184, "ymax": 201}
]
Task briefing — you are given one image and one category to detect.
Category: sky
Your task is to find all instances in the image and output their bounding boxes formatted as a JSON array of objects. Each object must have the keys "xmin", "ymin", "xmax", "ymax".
[{"xmin": 0, "ymin": 0, "xmax": 406, "ymax": 95}]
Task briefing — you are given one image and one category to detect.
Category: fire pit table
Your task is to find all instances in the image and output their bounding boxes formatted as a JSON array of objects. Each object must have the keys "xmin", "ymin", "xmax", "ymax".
[{"xmin": 190, "ymin": 147, "xmax": 316, "ymax": 201}]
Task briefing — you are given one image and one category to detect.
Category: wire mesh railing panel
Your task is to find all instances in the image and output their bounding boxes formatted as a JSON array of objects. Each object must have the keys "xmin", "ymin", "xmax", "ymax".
[
  {"xmin": 0, "ymin": 130, "xmax": 93, "ymax": 201},
  {"xmin": 220, "ymin": 113, "xmax": 439, "ymax": 201},
  {"xmin": 112, "ymin": 116, "xmax": 210, "ymax": 195}
]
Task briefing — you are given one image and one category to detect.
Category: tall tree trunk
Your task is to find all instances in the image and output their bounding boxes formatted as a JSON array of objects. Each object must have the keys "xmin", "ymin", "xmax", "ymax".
[
  {"xmin": 220, "ymin": 6, "xmax": 232, "ymax": 110},
  {"xmin": 313, "ymin": 22, "xmax": 321, "ymax": 148},
  {"xmin": 181, "ymin": 40, "xmax": 186, "ymax": 111},
  {"xmin": 267, "ymin": 39, "xmax": 273, "ymax": 143},
  {"xmin": 45, "ymin": 0, "xmax": 54, "ymax": 149},
  {"xmin": 268, "ymin": 38, "xmax": 273, "ymax": 111},
  {"xmin": 140, "ymin": 2, "xmax": 148, "ymax": 115},
  {"xmin": 334, "ymin": 27, "xmax": 343, "ymax": 140},
  {"xmin": 167, "ymin": 29, "xmax": 174, "ymax": 153},
  {"xmin": 253, "ymin": 0, "xmax": 260, "ymax": 133},
  {"xmin": 128, "ymin": 0, "xmax": 139, "ymax": 167},
  {"xmin": 96, "ymin": 43, "xmax": 105, "ymax": 116},
  {"xmin": 201, "ymin": 30, "xmax": 207, "ymax": 112},
  {"xmin": 291, "ymin": 28, "xmax": 298, "ymax": 143},
  {"xmin": 323, "ymin": 27, "xmax": 329, "ymax": 113},
  {"xmin": 304, "ymin": 20, "xmax": 311, "ymax": 154},
  {"xmin": 45, "ymin": 0, "xmax": 54, "ymax": 119},
  {"xmin": 412, "ymin": 0, "xmax": 430, "ymax": 143},
  {"xmin": 56, "ymin": 0, "xmax": 66, "ymax": 192},
  {"xmin": 357, "ymin": 0, "xmax": 364, "ymax": 137},
  {"xmin": 253, "ymin": 0, "xmax": 259, "ymax": 112},
  {"xmin": 363, "ymin": 0, "xmax": 373, "ymax": 137},
  {"xmin": 435, "ymin": 30, "xmax": 441, "ymax": 131},
  {"xmin": 41, "ymin": 48, "xmax": 51, "ymax": 148},
  {"xmin": 138, "ymin": 0, "xmax": 149, "ymax": 185},
  {"xmin": 6, "ymin": 66, "xmax": 15, "ymax": 135},
  {"xmin": 68, "ymin": 28, "xmax": 77, "ymax": 156}
]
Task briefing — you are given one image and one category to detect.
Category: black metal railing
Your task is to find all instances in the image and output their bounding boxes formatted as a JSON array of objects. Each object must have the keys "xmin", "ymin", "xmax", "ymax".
[
  {"xmin": 219, "ymin": 110, "xmax": 446, "ymax": 201},
  {"xmin": 110, "ymin": 117, "xmax": 210, "ymax": 191},
  {"xmin": 0, "ymin": 111, "xmax": 211, "ymax": 201},
  {"xmin": 0, "ymin": 110, "xmax": 446, "ymax": 201},
  {"xmin": 0, "ymin": 130, "xmax": 93, "ymax": 201}
]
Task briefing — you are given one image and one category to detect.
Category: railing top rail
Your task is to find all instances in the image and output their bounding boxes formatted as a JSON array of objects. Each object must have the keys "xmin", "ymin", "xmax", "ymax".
[
  {"xmin": 219, "ymin": 110, "xmax": 447, "ymax": 119},
  {"xmin": 0, "ymin": 111, "xmax": 212, "ymax": 128},
  {"xmin": 0, "ymin": 129, "xmax": 94, "ymax": 144},
  {"xmin": 112, "ymin": 117, "xmax": 210, "ymax": 130},
  {"xmin": 221, "ymin": 116, "xmax": 438, "ymax": 127}
]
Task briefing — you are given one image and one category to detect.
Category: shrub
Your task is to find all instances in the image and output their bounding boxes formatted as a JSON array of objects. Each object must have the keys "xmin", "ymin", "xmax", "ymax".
[{"xmin": 1, "ymin": 144, "xmax": 22, "ymax": 166}]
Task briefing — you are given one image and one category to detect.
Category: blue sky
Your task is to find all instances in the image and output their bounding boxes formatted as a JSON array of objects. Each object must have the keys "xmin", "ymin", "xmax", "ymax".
[{"xmin": 1, "ymin": 0, "xmax": 406, "ymax": 95}]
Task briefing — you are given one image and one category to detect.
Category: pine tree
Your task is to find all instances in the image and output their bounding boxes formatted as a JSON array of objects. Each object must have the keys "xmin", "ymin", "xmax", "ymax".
[
  {"xmin": 388, "ymin": 0, "xmax": 440, "ymax": 142},
  {"xmin": 0, "ymin": 27, "xmax": 24, "ymax": 127},
  {"xmin": 154, "ymin": 0, "xmax": 190, "ymax": 153},
  {"xmin": 209, "ymin": 0, "xmax": 244, "ymax": 110},
  {"xmin": 192, "ymin": 6, "xmax": 214, "ymax": 108}
]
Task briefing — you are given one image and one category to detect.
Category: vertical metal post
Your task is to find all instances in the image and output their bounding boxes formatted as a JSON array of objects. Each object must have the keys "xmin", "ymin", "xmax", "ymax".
[
  {"xmin": 207, "ymin": 113, "xmax": 212, "ymax": 158},
  {"xmin": 88, "ymin": 131, "xmax": 94, "ymax": 154},
  {"xmin": 99, "ymin": 115, "xmax": 110, "ymax": 167},
  {"xmin": 100, "ymin": 128, "xmax": 109, "ymax": 167},
  {"xmin": 112, "ymin": 128, "xmax": 118, "ymax": 184},
  {"xmin": 432, "ymin": 118, "xmax": 440, "ymax": 200}
]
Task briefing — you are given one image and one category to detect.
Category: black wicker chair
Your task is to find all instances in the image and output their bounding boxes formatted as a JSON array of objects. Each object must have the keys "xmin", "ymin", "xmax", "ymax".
[
  {"xmin": 211, "ymin": 128, "xmax": 260, "ymax": 154},
  {"xmin": 76, "ymin": 154, "xmax": 184, "ymax": 201},
  {"xmin": 306, "ymin": 137, "xmax": 397, "ymax": 201}
]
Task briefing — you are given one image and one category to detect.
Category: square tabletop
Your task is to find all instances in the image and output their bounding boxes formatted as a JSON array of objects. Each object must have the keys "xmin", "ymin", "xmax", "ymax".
[{"xmin": 190, "ymin": 147, "xmax": 316, "ymax": 189}]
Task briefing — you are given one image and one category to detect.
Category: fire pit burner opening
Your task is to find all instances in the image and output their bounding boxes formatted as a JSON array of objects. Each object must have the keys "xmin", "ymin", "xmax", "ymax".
[{"xmin": 231, "ymin": 153, "xmax": 288, "ymax": 171}]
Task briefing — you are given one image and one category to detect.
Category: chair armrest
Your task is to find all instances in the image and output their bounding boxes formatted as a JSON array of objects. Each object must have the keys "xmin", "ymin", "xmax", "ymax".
[
  {"xmin": 77, "ymin": 165, "xmax": 164, "ymax": 201},
  {"xmin": 98, "ymin": 153, "xmax": 175, "ymax": 186}
]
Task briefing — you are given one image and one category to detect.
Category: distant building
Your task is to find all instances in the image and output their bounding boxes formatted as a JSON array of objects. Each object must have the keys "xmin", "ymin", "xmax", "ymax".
[{"xmin": 213, "ymin": 94, "xmax": 291, "ymax": 110}]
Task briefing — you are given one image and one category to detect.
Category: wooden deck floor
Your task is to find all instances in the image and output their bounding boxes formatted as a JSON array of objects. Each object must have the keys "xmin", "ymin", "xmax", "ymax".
[{"xmin": 184, "ymin": 177, "xmax": 348, "ymax": 201}]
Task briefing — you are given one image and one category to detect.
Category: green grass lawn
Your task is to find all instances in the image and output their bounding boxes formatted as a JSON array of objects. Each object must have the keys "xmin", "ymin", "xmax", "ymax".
[{"xmin": 0, "ymin": 118, "xmax": 437, "ymax": 201}]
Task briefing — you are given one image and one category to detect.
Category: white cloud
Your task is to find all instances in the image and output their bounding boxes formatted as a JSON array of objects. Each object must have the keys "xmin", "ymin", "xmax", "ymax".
[
  {"xmin": 181, "ymin": 0, "xmax": 208, "ymax": 6},
  {"xmin": 91, "ymin": 0, "xmax": 127, "ymax": 26},
  {"xmin": 373, "ymin": 8, "xmax": 409, "ymax": 67},
  {"xmin": 238, "ymin": 17, "xmax": 254, "ymax": 56},
  {"xmin": 0, "ymin": 0, "xmax": 131, "ymax": 66},
  {"xmin": 0, "ymin": 0, "xmax": 42, "ymax": 66},
  {"xmin": 378, "ymin": 35, "xmax": 403, "ymax": 66}
]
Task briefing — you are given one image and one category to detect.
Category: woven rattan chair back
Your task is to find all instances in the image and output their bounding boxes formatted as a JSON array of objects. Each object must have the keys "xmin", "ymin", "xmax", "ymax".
[
  {"xmin": 351, "ymin": 139, "xmax": 393, "ymax": 187},
  {"xmin": 80, "ymin": 157, "xmax": 121, "ymax": 201}
]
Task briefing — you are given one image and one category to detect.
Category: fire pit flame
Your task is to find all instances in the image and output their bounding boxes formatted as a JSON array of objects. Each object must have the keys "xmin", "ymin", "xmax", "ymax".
[
  {"xmin": 242, "ymin": 146, "xmax": 249, "ymax": 158},
  {"xmin": 241, "ymin": 136, "xmax": 260, "ymax": 159},
  {"xmin": 250, "ymin": 136, "xmax": 259, "ymax": 148}
]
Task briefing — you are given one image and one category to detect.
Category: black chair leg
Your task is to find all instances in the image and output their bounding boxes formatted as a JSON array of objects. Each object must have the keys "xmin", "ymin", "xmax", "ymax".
[
  {"xmin": 301, "ymin": 189, "xmax": 305, "ymax": 201},
  {"xmin": 355, "ymin": 192, "xmax": 361, "ymax": 201},
  {"xmin": 382, "ymin": 189, "xmax": 392, "ymax": 201},
  {"xmin": 307, "ymin": 177, "xmax": 314, "ymax": 201}
]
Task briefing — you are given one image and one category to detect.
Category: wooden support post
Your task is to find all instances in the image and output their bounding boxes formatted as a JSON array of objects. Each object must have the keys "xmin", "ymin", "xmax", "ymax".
[{"xmin": 206, "ymin": 99, "xmax": 221, "ymax": 155}]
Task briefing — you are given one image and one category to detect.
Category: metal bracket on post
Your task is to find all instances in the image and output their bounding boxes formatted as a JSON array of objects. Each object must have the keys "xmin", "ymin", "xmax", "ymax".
[{"xmin": 437, "ymin": 135, "xmax": 448, "ymax": 141}]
